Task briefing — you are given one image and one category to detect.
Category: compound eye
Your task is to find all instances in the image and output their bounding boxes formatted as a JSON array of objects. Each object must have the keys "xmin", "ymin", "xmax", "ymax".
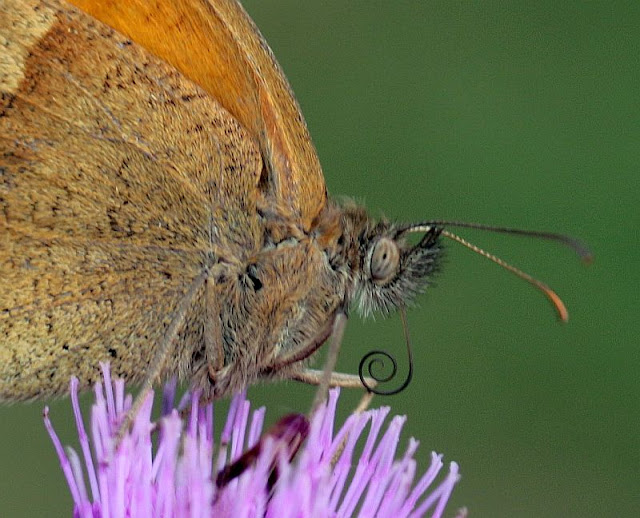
[{"xmin": 370, "ymin": 237, "xmax": 400, "ymax": 284}]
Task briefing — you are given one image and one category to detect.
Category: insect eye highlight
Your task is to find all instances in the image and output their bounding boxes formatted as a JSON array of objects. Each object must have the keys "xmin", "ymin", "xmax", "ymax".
[{"xmin": 369, "ymin": 237, "xmax": 399, "ymax": 284}]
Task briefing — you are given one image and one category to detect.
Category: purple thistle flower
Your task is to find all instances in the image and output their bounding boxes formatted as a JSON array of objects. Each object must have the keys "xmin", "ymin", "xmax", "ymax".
[{"xmin": 44, "ymin": 364, "xmax": 461, "ymax": 517}]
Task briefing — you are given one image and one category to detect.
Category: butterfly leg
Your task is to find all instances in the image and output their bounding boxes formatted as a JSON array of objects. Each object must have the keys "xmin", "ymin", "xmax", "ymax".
[
  {"xmin": 262, "ymin": 312, "xmax": 376, "ymax": 412},
  {"xmin": 204, "ymin": 275, "xmax": 225, "ymax": 381},
  {"xmin": 290, "ymin": 368, "xmax": 376, "ymax": 390},
  {"xmin": 291, "ymin": 368, "xmax": 376, "ymax": 412},
  {"xmin": 285, "ymin": 313, "xmax": 377, "ymax": 415},
  {"xmin": 116, "ymin": 270, "xmax": 208, "ymax": 444}
]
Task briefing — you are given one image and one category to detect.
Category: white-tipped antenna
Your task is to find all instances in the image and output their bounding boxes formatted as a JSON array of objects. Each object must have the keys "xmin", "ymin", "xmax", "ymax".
[{"xmin": 405, "ymin": 222, "xmax": 592, "ymax": 322}]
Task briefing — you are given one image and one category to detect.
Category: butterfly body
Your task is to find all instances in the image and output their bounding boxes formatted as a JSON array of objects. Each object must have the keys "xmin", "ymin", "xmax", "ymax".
[{"xmin": 0, "ymin": 0, "xmax": 442, "ymax": 400}]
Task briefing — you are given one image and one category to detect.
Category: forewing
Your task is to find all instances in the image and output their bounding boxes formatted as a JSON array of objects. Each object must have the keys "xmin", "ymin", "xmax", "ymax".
[
  {"xmin": 0, "ymin": 0, "xmax": 263, "ymax": 399},
  {"xmin": 69, "ymin": 0, "xmax": 328, "ymax": 231}
]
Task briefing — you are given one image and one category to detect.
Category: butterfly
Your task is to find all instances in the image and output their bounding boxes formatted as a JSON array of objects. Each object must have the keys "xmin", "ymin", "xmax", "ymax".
[{"xmin": 0, "ymin": 0, "xmax": 588, "ymax": 407}]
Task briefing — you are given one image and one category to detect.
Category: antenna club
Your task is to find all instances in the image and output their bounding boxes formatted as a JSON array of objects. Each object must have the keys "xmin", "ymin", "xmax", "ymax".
[{"xmin": 546, "ymin": 289, "xmax": 569, "ymax": 323}]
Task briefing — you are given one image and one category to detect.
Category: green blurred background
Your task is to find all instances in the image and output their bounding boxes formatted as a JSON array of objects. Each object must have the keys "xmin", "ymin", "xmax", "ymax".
[{"xmin": 1, "ymin": 1, "xmax": 637, "ymax": 516}]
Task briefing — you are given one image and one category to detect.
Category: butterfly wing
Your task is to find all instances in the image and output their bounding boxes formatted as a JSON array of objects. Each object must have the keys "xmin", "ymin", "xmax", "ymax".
[
  {"xmin": 70, "ymin": 0, "xmax": 327, "ymax": 230},
  {"xmin": 0, "ymin": 0, "xmax": 263, "ymax": 398}
]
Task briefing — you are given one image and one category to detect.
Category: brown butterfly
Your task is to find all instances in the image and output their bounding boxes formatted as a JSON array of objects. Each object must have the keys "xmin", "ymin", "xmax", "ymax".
[{"xmin": 0, "ymin": 0, "xmax": 589, "ymax": 407}]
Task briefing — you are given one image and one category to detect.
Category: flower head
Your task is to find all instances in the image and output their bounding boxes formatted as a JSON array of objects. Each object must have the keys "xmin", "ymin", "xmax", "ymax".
[{"xmin": 45, "ymin": 364, "xmax": 460, "ymax": 517}]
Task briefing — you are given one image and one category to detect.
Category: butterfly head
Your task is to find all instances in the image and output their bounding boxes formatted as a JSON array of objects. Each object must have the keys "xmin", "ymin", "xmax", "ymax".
[
  {"xmin": 323, "ymin": 203, "xmax": 443, "ymax": 318},
  {"xmin": 355, "ymin": 221, "xmax": 443, "ymax": 317}
]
